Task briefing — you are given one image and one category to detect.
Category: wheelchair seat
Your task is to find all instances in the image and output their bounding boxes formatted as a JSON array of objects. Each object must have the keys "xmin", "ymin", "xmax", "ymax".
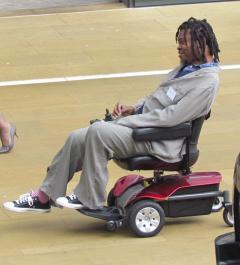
[{"xmin": 114, "ymin": 113, "xmax": 210, "ymax": 174}]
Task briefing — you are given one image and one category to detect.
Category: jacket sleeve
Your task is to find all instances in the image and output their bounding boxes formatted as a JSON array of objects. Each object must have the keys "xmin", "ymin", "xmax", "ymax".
[
  {"xmin": 115, "ymin": 82, "xmax": 218, "ymax": 128},
  {"xmin": 133, "ymin": 97, "xmax": 147, "ymax": 113}
]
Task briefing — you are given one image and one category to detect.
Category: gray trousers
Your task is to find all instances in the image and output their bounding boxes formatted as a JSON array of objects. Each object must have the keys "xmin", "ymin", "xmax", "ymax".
[{"xmin": 40, "ymin": 121, "xmax": 152, "ymax": 209}]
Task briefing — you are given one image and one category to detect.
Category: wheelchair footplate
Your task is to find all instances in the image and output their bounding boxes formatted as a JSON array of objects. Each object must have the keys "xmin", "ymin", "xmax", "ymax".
[
  {"xmin": 78, "ymin": 206, "xmax": 123, "ymax": 221},
  {"xmin": 78, "ymin": 206, "xmax": 126, "ymax": 231}
]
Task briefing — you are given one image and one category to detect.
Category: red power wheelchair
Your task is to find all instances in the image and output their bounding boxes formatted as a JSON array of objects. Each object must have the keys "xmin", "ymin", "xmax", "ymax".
[{"xmin": 79, "ymin": 110, "xmax": 233, "ymax": 237}]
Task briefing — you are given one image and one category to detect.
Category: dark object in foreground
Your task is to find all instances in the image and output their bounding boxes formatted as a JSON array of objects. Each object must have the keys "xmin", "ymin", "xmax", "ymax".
[{"xmin": 215, "ymin": 153, "xmax": 240, "ymax": 265}]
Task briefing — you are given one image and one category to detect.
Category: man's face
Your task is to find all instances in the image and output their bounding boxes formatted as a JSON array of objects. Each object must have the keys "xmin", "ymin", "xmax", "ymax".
[{"xmin": 177, "ymin": 29, "xmax": 195, "ymax": 64}]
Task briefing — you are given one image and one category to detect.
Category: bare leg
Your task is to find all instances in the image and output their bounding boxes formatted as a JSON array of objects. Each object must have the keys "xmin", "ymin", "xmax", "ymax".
[{"xmin": 0, "ymin": 112, "xmax": 11, "ymax": 146}]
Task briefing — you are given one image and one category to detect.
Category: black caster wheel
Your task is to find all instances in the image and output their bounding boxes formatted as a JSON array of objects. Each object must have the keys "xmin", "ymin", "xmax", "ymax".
[
  {"xmin": 106, "ymin": 220, "xmax": 117, "ymax": 232},
  {"xmin": 223, "ymin": 207, "xmax": 234, "ymax": 227},
  {"xmin": 128, "ymin": 200, "xmax": 165, "ymax": 237},
  {"xmin": 212, "ymin": 196, "xmax": 224, "ymax": 212}
]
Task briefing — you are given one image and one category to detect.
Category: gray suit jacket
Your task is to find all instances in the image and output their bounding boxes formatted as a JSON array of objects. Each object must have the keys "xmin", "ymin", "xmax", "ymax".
[{"xmin": 115, "ymin": 65, "xmax": 220, "ymax": 162}]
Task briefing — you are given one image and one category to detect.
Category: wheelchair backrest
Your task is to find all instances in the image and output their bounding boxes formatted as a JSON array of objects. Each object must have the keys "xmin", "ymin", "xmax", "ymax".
[
  {"xmin": 184, "ymin": 113, "xmax": 210, "ymax": 171},
  {"xmin": 189, "ymin": 115, "xmax": 206, "ymax": 153}
]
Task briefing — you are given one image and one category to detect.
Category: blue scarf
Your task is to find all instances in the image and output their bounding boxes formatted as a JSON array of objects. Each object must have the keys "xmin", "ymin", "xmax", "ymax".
[{"xmin": 175, "ymin": 62, "xmax": 219, "ymax": 78}]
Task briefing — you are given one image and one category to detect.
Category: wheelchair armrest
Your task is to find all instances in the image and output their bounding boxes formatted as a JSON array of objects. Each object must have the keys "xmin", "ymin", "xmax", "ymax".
[{"xmin": 132, "ymin": 122, "xmax": 192, "ymax": 141}]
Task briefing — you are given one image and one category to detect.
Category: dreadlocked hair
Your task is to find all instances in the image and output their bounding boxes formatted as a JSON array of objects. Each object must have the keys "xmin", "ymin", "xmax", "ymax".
[{"xmin": 175, "ymin": 17, "xmax": 220, "ymax": 62}]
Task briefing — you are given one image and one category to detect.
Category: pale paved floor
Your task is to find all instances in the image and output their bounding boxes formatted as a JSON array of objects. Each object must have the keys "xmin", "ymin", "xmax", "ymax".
[
  {"xmin": 0, "ymin": 0, "xmax": 117, "ymax": 10},
  {"xmin": 0, "ymin": 0, "xmax": 123, "ymax": 16},
  {"xmin": 0, "ymin": 2, "xmax": 240, "ymax": 265}
]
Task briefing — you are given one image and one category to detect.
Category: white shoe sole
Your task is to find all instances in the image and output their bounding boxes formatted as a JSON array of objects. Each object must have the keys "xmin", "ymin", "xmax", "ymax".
[
  {"xmin": 56, "ymin": 197, "xmax": 83, "ymax": 209},
  {"xmin": 3, "ymin": 202, "xmax": 51, "ymax": 213}
]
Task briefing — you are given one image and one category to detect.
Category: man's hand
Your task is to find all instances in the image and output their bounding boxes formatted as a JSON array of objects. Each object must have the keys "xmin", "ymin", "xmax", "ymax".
[{"xmin": 112, "ymin": 102, "xmax": 134, "ymax": 118}]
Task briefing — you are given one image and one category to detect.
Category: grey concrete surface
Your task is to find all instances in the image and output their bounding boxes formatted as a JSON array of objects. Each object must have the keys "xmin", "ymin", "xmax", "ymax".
[{"xmin": 0, "ymin": 0, "xmax": 117, "ymax": 11}]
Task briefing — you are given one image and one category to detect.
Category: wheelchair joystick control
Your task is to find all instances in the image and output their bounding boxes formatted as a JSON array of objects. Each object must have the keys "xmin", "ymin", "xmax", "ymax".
[
  {"xmin": 90, "ymin": 108, "xmax": 114, "ymax": 124},
  {"xmin": 104, "ymin": 108, "xmax": 114, "ymax": 122}
]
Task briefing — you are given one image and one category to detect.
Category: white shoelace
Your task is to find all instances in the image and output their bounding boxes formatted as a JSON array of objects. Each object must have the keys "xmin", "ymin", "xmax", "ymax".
[
  {"xmin": 19, "ymin": 192, "xmax": 31, "ymax": 199},
  {"xmin": 68, "ymin": 194, "xmax": 77, "ymax": 200},
  {"xmin": 16, "ymin": 192, "xmax": 34, "ymax": 206}
]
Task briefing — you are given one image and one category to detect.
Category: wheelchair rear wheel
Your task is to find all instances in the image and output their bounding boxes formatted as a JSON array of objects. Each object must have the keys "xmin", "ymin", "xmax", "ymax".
[{"xmin": 128, "ymin": 200, "xmax": 165, "ymax": 237}]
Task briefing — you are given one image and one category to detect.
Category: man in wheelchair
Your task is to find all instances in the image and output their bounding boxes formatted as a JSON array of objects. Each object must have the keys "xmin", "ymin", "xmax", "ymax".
[{"xmin": 4, "ymin": 17, "xmax": 221, "ymax": 214}]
